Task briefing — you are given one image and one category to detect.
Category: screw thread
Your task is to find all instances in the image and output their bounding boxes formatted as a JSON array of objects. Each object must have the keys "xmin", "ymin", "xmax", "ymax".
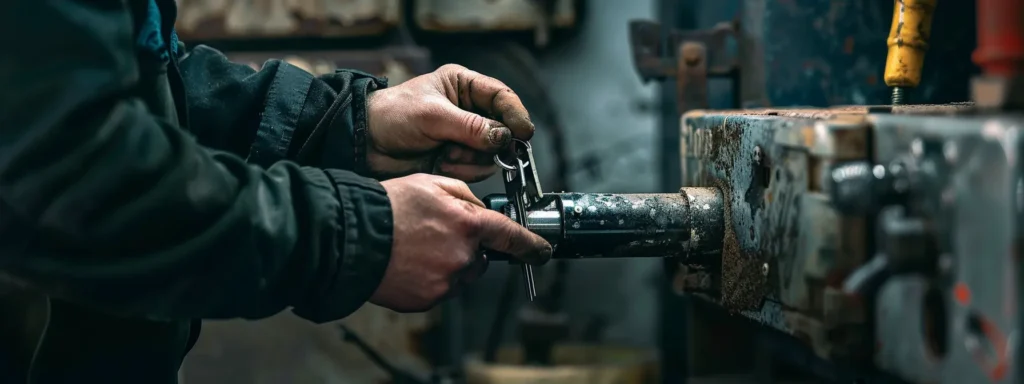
[{"xmin": 891, "ymin": 87, "xmax": 906, "ymax": 105}]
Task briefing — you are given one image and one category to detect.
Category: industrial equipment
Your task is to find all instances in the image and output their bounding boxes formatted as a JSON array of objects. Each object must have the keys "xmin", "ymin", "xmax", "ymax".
[
  {"xmin": 476, "ymin": 1, "xmax": 1022, "ymax": 383},
  {"xmin": 483, "ymin": 95, "xmax": 1021, "ymax": 384}
]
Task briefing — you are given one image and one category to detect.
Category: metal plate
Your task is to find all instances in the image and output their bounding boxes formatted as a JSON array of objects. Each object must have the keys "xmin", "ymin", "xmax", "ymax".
[
  {"xmin": 175, "ymin": 0, "xmax": 400, "ymax": 40},
  {"xmin": 680, "ymin": 105, "xmax": 1021, "ymax": 384},
  {"xmin": 868, "ymin": 112, "xmax": 1021, "ymax": 384}
]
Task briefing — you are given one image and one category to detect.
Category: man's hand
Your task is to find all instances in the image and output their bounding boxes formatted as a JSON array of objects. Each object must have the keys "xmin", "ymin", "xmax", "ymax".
[
  {"xmin": 371, "ymin": 174, "xmax": 552, "ymax": 313},
  {"xmin": 365, "ymin": 64, "xmax": 535, "ymax": 182}
]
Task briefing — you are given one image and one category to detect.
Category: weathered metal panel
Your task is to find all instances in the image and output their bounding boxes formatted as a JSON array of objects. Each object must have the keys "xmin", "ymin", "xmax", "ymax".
[
  {"xmin": 175, "ymin": 0, "xmax": 400, "ymax": 40},
  {"xmin": 414, "ymin": 0, "xmax": 576, "ymax": 32},
  {"xmin": 681, "ymin": 105, "xmax": 1022, "ymax": 384},
  {"xmin": 867, "ymin": 113, "xmax": 1022, "ymax": 384}
]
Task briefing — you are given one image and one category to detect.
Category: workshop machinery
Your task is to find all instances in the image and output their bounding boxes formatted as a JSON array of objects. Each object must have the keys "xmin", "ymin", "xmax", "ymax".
[
  {"xmin": 629, "ymin": 0, "xmax": 1017, "ymax": 383},
  {"xmin": 469, "ymin": 1, "xmax": 1021, "ymax": 383}
]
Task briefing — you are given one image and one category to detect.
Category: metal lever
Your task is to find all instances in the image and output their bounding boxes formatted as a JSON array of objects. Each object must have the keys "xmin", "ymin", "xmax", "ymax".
[{"xmin": 492, "ymin": 139, "xmax": 544, "ymax": 301}]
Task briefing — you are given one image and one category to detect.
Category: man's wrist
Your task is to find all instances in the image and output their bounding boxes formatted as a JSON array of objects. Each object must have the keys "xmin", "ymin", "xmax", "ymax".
[
  {"xmin": 292, "ymin": 168, "xmax": 394, "ymax": 323},
  {"xmin": 347, "ymin": 70, "xmax": 388, "ymax": 176}
]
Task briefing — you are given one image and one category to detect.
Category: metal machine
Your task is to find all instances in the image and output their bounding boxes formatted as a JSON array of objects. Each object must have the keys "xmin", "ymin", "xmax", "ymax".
[{"xmin": 476, "ymin": 1, "xmax": 1022, "ymax": 383}]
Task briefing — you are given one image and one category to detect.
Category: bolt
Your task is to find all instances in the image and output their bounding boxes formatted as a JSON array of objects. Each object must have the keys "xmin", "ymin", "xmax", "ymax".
[
  {"xmin": 681, "ymin": 43, "xmax": 705, "ymax": 66},
  {"xmin": 761, "ymin": 262, "xmax": 770, "ymax": 277},
  {"xmin": 891, "ymin": 87, "xmax": 906, "ymax": 105},
  {"xmin": 573, "ymin": 206, "xmax": 584, "ymax": 216}
]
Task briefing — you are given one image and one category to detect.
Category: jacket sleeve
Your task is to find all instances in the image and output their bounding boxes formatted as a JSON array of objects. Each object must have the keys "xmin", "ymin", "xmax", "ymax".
[
  {"xmin": 177, "ymin": 44, "xmax": 386, "ymax": 175},
  {"xmin": 0, "ymin": 0, "xmax": 392, "ymax": 323}
]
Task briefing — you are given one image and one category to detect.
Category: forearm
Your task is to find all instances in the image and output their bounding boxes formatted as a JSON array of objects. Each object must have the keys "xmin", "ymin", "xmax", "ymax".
[
  {"xmin": 0, "ymin": 0, "xmax": 391, "ymax": 322},
  {"xmin": 178, "ymin": 45, "xmax": 387, "ymax": 172}
]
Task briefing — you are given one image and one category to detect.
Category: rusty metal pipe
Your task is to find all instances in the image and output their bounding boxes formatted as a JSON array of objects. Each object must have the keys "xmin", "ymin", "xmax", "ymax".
[{"xmin": 482, "ymin": 188, "xmax": 724, "ymax": 265}]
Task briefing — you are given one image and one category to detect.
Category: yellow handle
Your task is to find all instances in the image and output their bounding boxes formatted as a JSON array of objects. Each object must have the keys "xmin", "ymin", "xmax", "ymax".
[{"xmin": 883, "ymin": 0, "xmax": 937, "ymax": 88}]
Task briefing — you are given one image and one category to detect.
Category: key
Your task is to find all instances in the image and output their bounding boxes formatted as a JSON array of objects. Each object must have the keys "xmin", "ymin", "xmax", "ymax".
[{"xmin": 493, "ymin": 139, "xmax": 545, "ymax": 301}]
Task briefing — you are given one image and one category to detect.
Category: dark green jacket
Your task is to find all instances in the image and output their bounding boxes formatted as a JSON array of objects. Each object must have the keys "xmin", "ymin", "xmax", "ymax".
[{"xmin": 0, "ymin": 0, "xmax": 394, "ymax": 382}]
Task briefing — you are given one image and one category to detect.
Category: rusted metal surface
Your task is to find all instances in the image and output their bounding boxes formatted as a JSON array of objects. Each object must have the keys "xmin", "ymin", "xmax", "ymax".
[
  {"xmin": 175, "ymin": 0, "xmax": 399, "ymax": 41},
  {"xmin": 677, "ymin": 42, "xmax": 710, "ymax": 113},
  {"xmin": 681, "ymin": 106, "xmax": 1023, "ymax": 383},
  {"xmin": 413, "ymin": 0, "xmax": 575, "ymax": 32},
  {"xmin": 629, "ymin": 20, "xmax": 740, "ymax": 113},
  {"xmin": 483, "ymin": 190, "xmax": 724, "ymax": 262},
  {"xmin": 556, "ymin": 193, "xmax": 695, "ymax": 259},
  {"xmin": 680, "ymin": 106, "xmax": 877, "ymax": 363}
]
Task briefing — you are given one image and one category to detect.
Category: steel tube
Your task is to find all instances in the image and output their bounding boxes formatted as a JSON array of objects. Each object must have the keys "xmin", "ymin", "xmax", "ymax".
[{"xmin": 482, "ymin": 188, "xmax": 725, "ymax": 264}]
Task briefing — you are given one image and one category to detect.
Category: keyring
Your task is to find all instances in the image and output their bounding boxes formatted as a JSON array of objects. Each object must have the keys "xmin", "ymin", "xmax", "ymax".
[{"xmin": 493, "ymin": 139, "xmax": 532, "ymax": 171}]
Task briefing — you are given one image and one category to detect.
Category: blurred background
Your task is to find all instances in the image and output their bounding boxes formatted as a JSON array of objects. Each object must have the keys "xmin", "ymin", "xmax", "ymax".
[{"xmin": 174, "ymin": 1, "xmax": 979, "ymax": 383}]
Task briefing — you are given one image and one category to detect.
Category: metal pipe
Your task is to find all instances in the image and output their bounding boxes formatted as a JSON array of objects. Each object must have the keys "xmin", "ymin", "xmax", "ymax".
[{"xmin": 482, "ymin": 188, "xmax": 725, "ymax": 265}]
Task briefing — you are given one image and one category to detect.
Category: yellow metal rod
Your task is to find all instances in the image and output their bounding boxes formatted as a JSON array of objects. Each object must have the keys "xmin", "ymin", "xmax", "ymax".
[{"xmin": 883, "ymin": 0, "xmax": 938, "ymax": 104}]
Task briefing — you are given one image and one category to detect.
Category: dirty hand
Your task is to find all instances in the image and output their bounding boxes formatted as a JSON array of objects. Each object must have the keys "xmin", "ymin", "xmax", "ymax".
[
  {"xmin": 371, "ymin": 174, "xmax": 552, "ymax": 313},
  {"xmin": 365, "ymin": 64, "xmax": 535, "ymax": 182}
]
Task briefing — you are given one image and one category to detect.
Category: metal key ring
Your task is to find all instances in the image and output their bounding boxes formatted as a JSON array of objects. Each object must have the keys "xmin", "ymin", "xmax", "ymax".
[
  {"xmin": 494, "ymin": 154, "xmax": 517, "ymax": 171},
  {"xmin": 493, "ymin": 139, "xmax": 532, "ymax": 170}
]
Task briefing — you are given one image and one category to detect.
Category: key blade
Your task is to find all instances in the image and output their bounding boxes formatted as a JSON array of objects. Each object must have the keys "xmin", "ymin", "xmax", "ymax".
[
  {"xmin": 521, "ymin": 264, "xmax": 535, "ymax": 301},
  {"xmin": 514, "ymin": 141, "xmax": 544, "ymax": 203}
]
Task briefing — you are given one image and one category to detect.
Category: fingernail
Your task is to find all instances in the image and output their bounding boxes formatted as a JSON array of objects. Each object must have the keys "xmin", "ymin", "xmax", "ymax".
[
  {"xmin": 535, "ymin": 244, "xmax": 553, "ymax": 265},
  {"xmin": 488, "ymin": 126, "xmax": 511, "ymax": 147}
]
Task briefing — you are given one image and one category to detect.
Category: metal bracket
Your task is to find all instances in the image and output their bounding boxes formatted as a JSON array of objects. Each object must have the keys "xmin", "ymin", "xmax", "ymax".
[{"xmin": 628, "ymin": 20, "xmax": 742, "ymax": 113}]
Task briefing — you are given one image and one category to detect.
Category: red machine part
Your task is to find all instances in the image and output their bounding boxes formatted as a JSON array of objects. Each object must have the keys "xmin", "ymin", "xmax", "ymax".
[{"xmin": 973, "ymin": 0, "xmax": 1024, "ymax": 76}]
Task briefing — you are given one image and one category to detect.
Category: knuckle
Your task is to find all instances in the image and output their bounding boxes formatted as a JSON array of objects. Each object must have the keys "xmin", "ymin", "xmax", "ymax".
[
  {"xmin": 499, "ymin": 224, "xmax": 523, "ymax": 252},
  {"xmin": 415, "ymin": 98, "xmax": 449, "ymax": 122},
  {"xmin": 438, "ymin": 63, "xmax": 468, "ymax": 75},
  {"xmin": 450, "ymin": 204, "xmax": 481, "ymax": 235},
  {"xmin": 461, "ymin": 113, "xmax": 489, "ymax": 139}
]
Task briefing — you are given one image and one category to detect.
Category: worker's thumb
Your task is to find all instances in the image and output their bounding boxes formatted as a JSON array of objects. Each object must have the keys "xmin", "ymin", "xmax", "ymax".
[
  {"xmin": 432, "ymin": 103, "xmax": 513, "ymax": 153},
  {"xmin": 475, "ymin": 208, "xmax": 552, "ymax": 265}
]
